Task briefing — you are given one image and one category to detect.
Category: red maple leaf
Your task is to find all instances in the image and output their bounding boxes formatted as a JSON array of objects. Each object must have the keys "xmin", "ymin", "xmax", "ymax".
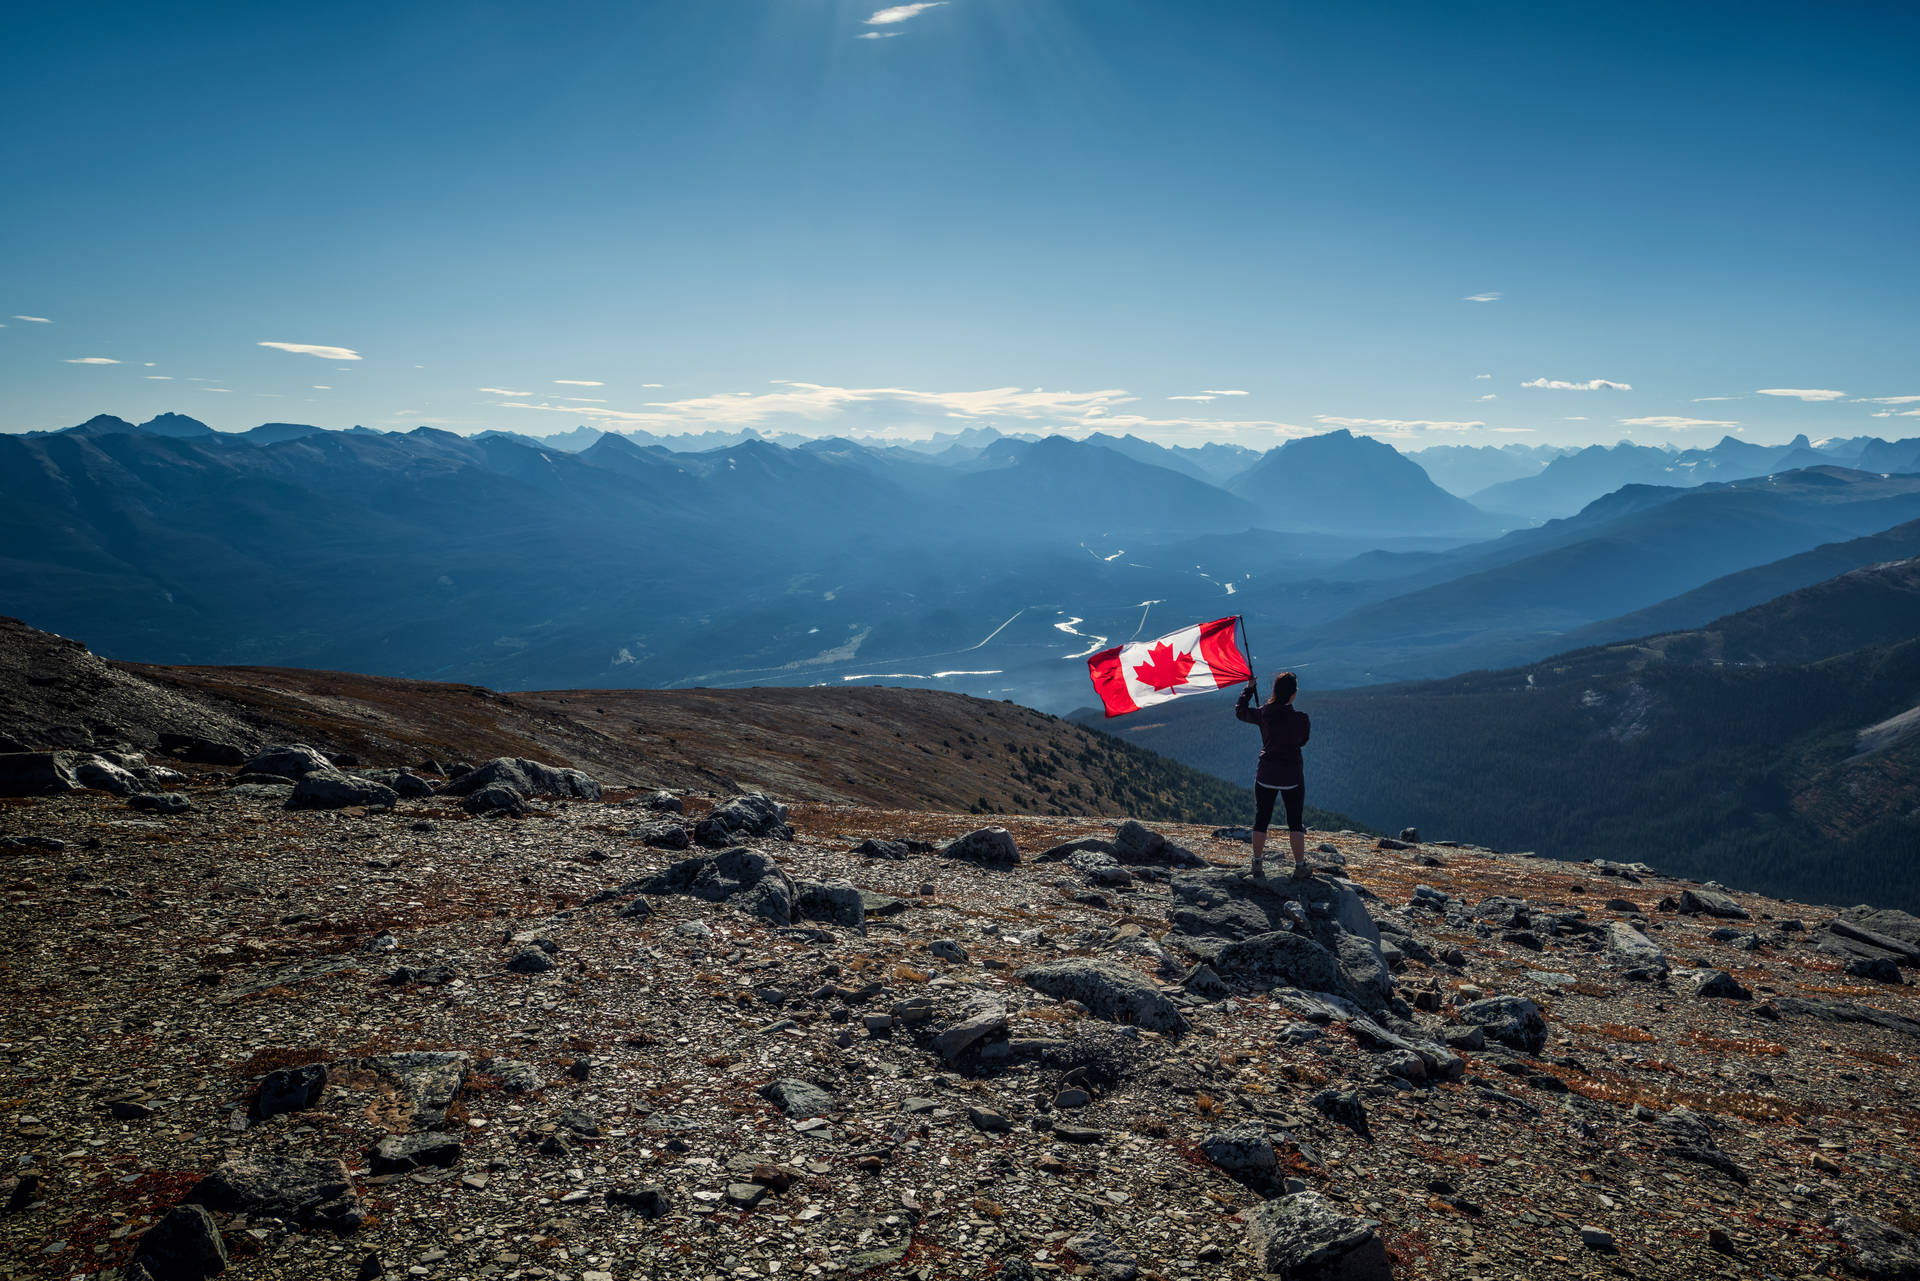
[{"xmin": 1132, "ymin": 642, "xmax": 1196, "ymax": 692}]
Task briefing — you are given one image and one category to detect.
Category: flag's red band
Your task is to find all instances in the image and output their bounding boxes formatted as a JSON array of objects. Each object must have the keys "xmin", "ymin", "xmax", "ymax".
[
  {"xmin": 1086, "ymin": 645, "xmax": 1137, "ymax": 717},
  {"xmin": 1197, "ymin": 615, "xmax": 1251, "ymax": 687}
]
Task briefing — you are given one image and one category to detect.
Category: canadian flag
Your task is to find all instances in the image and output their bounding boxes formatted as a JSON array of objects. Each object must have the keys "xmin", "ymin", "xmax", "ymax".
[{"xmin": 1086, "ymin": 616, "xmax": 1252, "ymax": 718}]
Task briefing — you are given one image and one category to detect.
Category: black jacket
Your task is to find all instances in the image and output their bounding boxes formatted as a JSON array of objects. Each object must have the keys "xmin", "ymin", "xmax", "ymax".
[{"xmin": 1235, "ymin": 687, "xmax": 1310, "ymax": 788}]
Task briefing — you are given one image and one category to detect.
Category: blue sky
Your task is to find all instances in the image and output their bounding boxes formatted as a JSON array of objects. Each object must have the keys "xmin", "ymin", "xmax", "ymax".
[{"xmin": 4, "ymin": 1, "xmax": 1917, "ymax": 447}]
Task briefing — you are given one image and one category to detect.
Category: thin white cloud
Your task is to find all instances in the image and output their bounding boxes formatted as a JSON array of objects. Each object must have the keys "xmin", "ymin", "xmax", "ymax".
[
  {"xmin": 200, "ymin": 387, "xmax": 233, "ymax": 393},
  {"xmin": 13, "ymin": 315, "xmax": 52, "ymax": 323},
  {"xmin": 143, "ymin": 362, "xmax": 156, "ymax": 367},
  {"xmin": 1871, "ymin": 408, "xmax": 1920, "ymax": 419},
  {"xmin": 1521, "ymin": 377, "xmax": 1631, "ymax": 391},
  {"xmin": 259, "ymin": 341, "xmax": 362, "ymax": 360},
  {"xmin": 1563, "ymin": 416, "xmax": 1588, "ymax": 421},
  {"xmin": 144, "ymin": 375, "xmax": 173, "ymax": 380},
  {"xmin": 64, "ymin": 356, "xmax": 119, "ymax": 365},
  {"xmin": 866, "ymin": 2, "xmax": 945, "ymax": 24},
  {"xmin": 1620, "ymin": 416, "xmax": 1737, "ymax": 430},
  {"xmin": 1474, "ymin": 373, "xmax": 1491, "ymax": 380},
  {"xmin": 1692, "ymin": 396, "xmax": 1739, "ymax": 402},
  {"xmin": 479, "ymin": 387, "xmax": 532, "ymax": 397},
  {"xmin": 312, "ymin": 385, "xmax": 331, "ymax": 390},
  {"xmin": 561, "ymin": 397, "xmax": 607, "ymax": 403},
  {"xmin": 1462, "ymin": 292, "xmax": 1502, "ymax": 303},
  {"xmin": 490, "ymin": 379, "xmax": 1314, "ymax": 447},
  {"xmin": 1755, "ymin": 388, "xmax": 1845, "ymax": 401},
  {"xmin": 1315, "ymin": 415, "xmax": 1487, "ymax": 433},
  {"xmin": 1489, "ymin": 427, "xmax": 1536, "ymax": 434},
  {"xmin": 856, "ymin": 31, "xmax": 901, "ymax": 38},
  {"xmin": 1168, "ymin": 395, "xmax": 1217, "ymax": 402},
  {"xmin": 1202, "ymin": 389, "xmax": 1249, "ymax": 396},
  {"xmin": 1855, "ymin": 395, "xmax": 1920, "ymax": 405},
  {"xmin": 553, "ymin": 379, "xmax": 604, "ymax": 387},
  {"xmin": 1476, "ymin": 394, "xmax": 1498, "ymax": 402},
  {"xmin": 641, "ymin": 383, "xmax": 664, "ymax": 388}
]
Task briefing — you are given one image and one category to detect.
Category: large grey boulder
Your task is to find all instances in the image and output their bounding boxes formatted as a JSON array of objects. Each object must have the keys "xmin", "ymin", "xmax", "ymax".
[
  {"xmin": 242, "ymin": 744, "xmax": 336, "ymax": 780},
  {"xmin": 441, "ymin": 756, "xmax": 601, "ymax": 801},
  {"xmin": 461, "ymin": 784, "xmax": 526, "ymax": 817},
  {"xmin": 286, "ymin": 770, "xmax": 398, "ymax": 811},
  {"xmin": 188, "ymin": 1154, "xmax": 362, "ymax": 1230},
  {"xmin": 357, "ymin": 1051, "xmax": 468, "ymax": 1130},
  {"xmin": 134, "ymin": 1204, "xmax": 227, "ymax": 1280},
  {"xmin": 758, "ymin": 1078, "xmax": 834, "ymax": 1118},
  {"xmin": 1199, "ymin": 1120, "xmax": 1279, "ymax": 1187},
  {"xmin": 1458, "ymin": 995, "xmax": 1548, "ymax": 1055},
  {"xmin": 74, "ymin": 754, "xmax": 139, "ymax": 795},
  {"xmin": 932, "ymin": 1001, "xmax": 1009, "ymax": 1061},
  {"xmin": 942, "ymin": 827, "xmax": 1020, "ymax": 865},
  {"xmin": 1017, "ymin": 958, "xmax": 1189, "ymax": 1034},
  {"xmin": 254, "ymin": 1063, "xmax": 328, "ymax": 1119},
  {"xmin": 1346, "ymin": 1017, "xmax": 1465, "ymax": 1081},
  {"xmin": 1678, "ymin": 888, "xmax": 1750, "ymax": 919},
  {"xmin": 1833, "ymin": 1213, "xmax": 1920, "ymax": 1281},
  {"xmin": 795, "ymin": 880, "xmax": 865, "ymax": 930},
  {"xmin": 1214, "ymin": 931, "xmax": 1346, "ymax": 996},
  {"xmin": 1167, "ymin": 870, "xmax": 1388, "ymax": 1005},
  {"xmin": 1604, "ymin": 921, "xmax": 1667, "ymax": 970},
  {"xmin": 158, "ymin": 732, "xmax": 247, "ymax": 765},
  {"xmin": 357, "ymin": 769, "xmax": 434, "ymax": 798},
  {"xmin": 1110, "ymin": 820, "xmax": 1205, "ymax": 867},
  {"xmin": 1243, "ymin": 1191, "xmax": 1391, "ymax": 1280},
  {"xmin": 0, "ymin": 751, "xmax": 81, "ymax": 796},
  {"xmin": 640, "ymin": 847, "xmax": 797, "ymax": 926},
  {"xmin": 694, "ymin": 792, "xmax": 792, "ymax": 845},
  {"xmin": 1678, "ymin": 968, "xmax": 1751, "ymax": 1001}
]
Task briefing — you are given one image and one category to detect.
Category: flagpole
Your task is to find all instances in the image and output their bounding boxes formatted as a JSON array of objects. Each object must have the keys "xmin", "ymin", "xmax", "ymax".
[{"xmin": 1237, "ymin": 614, "xmax": 1258, "ymax": 687}]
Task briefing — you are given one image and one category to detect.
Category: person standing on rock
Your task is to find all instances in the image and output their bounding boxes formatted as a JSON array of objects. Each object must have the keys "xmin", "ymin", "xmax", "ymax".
[{"xmin": 1235, "ymin": 671, "xmax": 1311, "ymax": 878}]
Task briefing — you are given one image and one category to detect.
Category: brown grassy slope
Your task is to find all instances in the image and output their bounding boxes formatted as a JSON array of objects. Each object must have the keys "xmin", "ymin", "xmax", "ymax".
[{"xmin": 127, "ymin": 660, "xmax": 1255, "ymax": 823}]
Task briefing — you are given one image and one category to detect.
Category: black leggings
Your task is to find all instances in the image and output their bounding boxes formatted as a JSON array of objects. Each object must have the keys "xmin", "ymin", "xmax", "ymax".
[{"xmin": 1254, "ymin": 783, "xmax": 1305, "ymax": 834}]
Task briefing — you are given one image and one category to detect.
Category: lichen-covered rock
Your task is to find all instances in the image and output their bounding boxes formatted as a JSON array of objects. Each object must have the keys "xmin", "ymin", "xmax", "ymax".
[
  {"xmin": 254, "ymin": 1063, "xmax": 327, "ymax": 1119},
  {"xmin": 795, "ymin": 879, "xmax": 865, "ymax": 930},
  {"xmin": 694, "ymin": 792, "xmax": 791, "ymax": 846},
  {"xmin": 1832, "ymin": 1213, "xmax": 1920, "ymax": 1281},
  {"xmin": 757, "ymin": 1078, "xmax": 834, "ymax": 1118},
  {"xmin": 189, "ymin": 1154, "xmax": 362, "ymax": 1230},
  {"xmin": 1110, "ymin": 820, "xmax": 1205, "ymax": 867},
  {"xmin": 1458, "ymin": 995, "xmax": 1549, "ymax": 1055},
  {"xmin": 1678, "ymin": 888, "xmax": 1750, "ymax": 919},
  {"xmin": 942, "ymin": 827, "xmax": 1020, "ymax": 865},
  {"xmin": 1199, "ymin": 1120, "xmax": 1279, "ymax": 1186},
  {"xmin": 134, "ymin": 1205, "xmax": 228, "ymax": 1280},
  {"xmin": 1604, "ymin": 920, "xmax": 1667, "ymax": 970},
  {"xmin": 286, "ymin": 770, "xmax": 398, "ymax": 810},
  {"xmin": 1243, "ymin": 1191, "xmax": 1390, "ymax": 1279},
  {"xmin": 1017, "ymin": 958, "xmax": 1189, "ymax": 1034},
  {"xmin": 242, "ymin": 743, "xmax": 336, "ymax": 780},
  {"xmin": 0, "ymin": 751, "xmax": 81, "ymax": 796},
  {"xmin": 441, "ymin": 756, "xmax": 600, "ymax": 801},
  {"xmin": 642, "ymin": 847, "xmax": 797, "ymax": 925},
  {"xmin": 1214, "ymin": 931, "xmax": 1345, "ymax": 995}
]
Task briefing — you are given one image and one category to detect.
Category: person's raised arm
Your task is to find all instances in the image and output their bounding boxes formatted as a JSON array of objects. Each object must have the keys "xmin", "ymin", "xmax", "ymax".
[{"xmin": 1235, "ymin": 683, "xmax": 1258, "ymax": 724}]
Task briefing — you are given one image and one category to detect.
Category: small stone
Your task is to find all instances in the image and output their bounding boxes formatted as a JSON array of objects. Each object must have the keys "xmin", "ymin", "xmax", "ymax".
[
  {"xmin": 1580, "ymin": 1226, "xmax": 1615, "ymax": 1251},
  {"xmin": 725, "ymin": 1182, "xmax": 767, "ymax": 1208}
]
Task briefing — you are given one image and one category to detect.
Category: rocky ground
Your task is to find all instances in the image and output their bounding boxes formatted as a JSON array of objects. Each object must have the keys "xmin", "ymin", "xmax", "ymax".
[{"xmin": 2, "ymin": 752, "xmax": 1919, "ymax": 1281}]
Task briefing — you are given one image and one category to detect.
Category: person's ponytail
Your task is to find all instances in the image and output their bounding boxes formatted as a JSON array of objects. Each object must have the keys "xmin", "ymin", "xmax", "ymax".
[{"xmin": 1267, "ymin": 671, "xmax": 1298, "ymax": 706}]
